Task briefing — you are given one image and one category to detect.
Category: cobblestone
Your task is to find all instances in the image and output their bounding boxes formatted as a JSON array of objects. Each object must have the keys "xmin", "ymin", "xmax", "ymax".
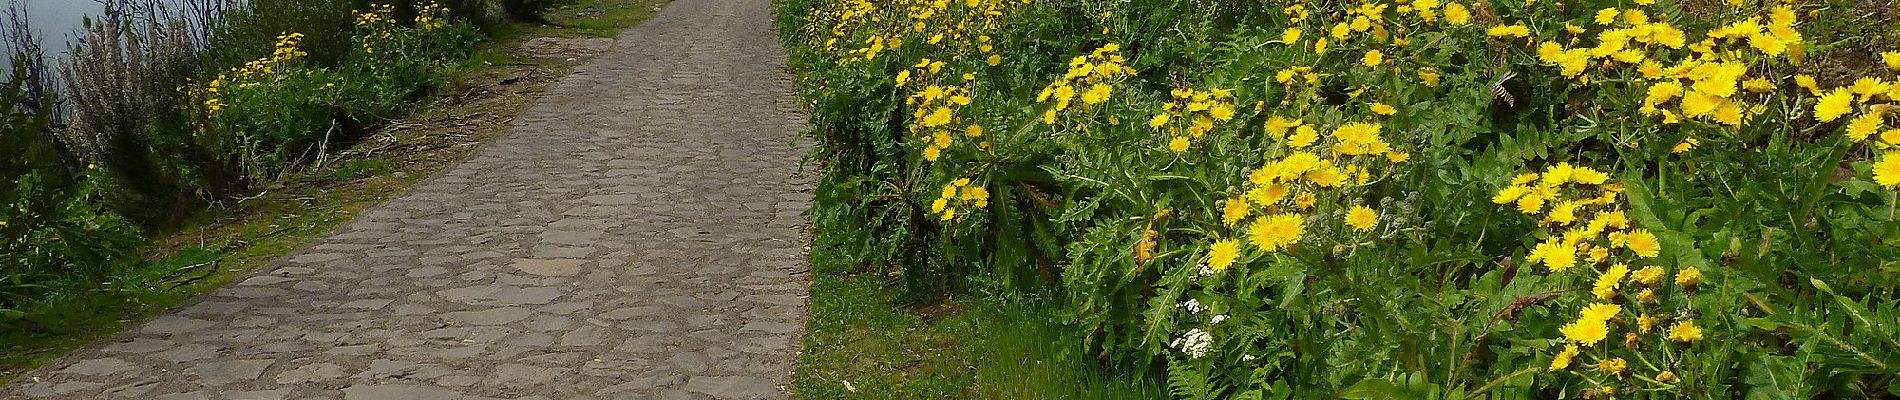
[{"xmin": 0, "ymin": 0, "xmax": 810, "ymax": 397}]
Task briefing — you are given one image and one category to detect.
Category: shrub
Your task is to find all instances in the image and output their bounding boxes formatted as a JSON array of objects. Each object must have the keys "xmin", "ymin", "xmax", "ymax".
[{"xmin": 778, "ymin": 0, "xmax": 1900, "ymax": 397}]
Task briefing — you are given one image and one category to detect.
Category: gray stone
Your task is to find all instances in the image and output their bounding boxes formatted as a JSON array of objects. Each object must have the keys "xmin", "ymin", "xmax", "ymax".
[
  {"xmin": 442, "ymin": 307, "xmax": 534, "ymax": 325},
  {"xmin": 684, "ymin": 376, "xmax": 781, "ymax": 399},
  {"xmin": 58, "ymin": 358, "xmax": 138, "ymax": 376},
  {"xmin": 514, "ymin": 258, "xmax": 588, "ymax": 276},
  {"xmin": 184, "ymin": 359, "xmax": 274, "ymax": 386}
]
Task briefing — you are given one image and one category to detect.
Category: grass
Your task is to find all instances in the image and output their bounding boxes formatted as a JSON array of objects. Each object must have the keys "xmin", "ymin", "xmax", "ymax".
[
  {"xmin": 0, "ymin": 0, "xmax": 670, "ymax": 383},
  {"xmin": 792, "ymin": 225, "xmax": 1165, "ymax": 399}
]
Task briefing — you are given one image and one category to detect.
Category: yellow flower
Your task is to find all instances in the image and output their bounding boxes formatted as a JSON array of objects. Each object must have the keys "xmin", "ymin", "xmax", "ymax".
[
  {"xmin": 1885, "ymin": 51, "xmax": 1900, "ymax": 72},
  {"xmin": 1594, "ymin": 8, "xmax": 1619, "ymax": 25},
  {"xmin": 1288, "ymin": 125, "xmax": 1319, "ymax": 148},
  {"xmin": 1794, "ymin": 74, "xmax": 1821, "ymax": 95},
  {"xmin": 1222, "ymin": 195, "xmax": 1251, "ymax": 226},
  {"xmin": 1168, "ymin": 136, "xmax": 1191, "ymax": 153},
  {"xmin": 1487, "ymin": 24, "xmax": 1530, "ymax": 38},
  {"xmin": 1624, "ymin": 229, "xmax": 1661, "ymax": 258},
  {"xmin": 987, "ymin": 54, "xmax": 1001, "ymax": 66},
  {"xmin": 1443, "ymin": 2, "xmax": 1470, "ymax": 25},
  {"xmin": 1081, "ymin": 83, "xmax": 1113, "ymax": 105},
  {"xmin": 1370, "ymin": 102, "xmax": 1397, "ymax": 116},
  {"xmin": 1264, "ymin": 117, "xmax": 1299, "ymax": 138},
  {"xmin": 1673, "ymin": 138, "xmax": 1700, "ymax": 153},
  {"xmin": 1419, "ymin": 69, "xmax": 1441, "ymax": 87},
  {"xmin": 1632, "ymin": 266, "xmax": 1665, "ymax": 285},
  {"xmin": 1248, "ymin": 213, "xmax": 1306, "ymax": 252},
  {"xmin": 1872, "ymin": 153, "xmax": 1900, "ymax": 188},
  {"xmin": 1549, "ymin": 344, "xmax": 1580, "ymax": 371},
  {"xmin": 923, "ymin": 145, "xmax": 942, "ymax": 161},
  {"xmin": 1593, "ymin": 264, "xmax": 1630, "ymax": 300},
  {"xmin": 1363, "ymin": 49, "xmax": 1384, "ymax": 67},
  {"xmin": 1528, "ymin": 240, "xmax": 1576, "ymax": 272},
  {"xmin": 1598, "ymin": 357, "xmax": 1627, "ymax": 375},
  {"xmin": 1846, "ymin": 111, "xmax": 1884, "ymax": 142},
  {"xmin": 1656, "ymin": 371, "xmax": 1676, "ymax": 382},
  {"xmin": 1814, "ymin": 88, "xmax": 1855, "ymax": 122},
  {"xmin": 1345, "ymin": 205, "xmax": 1379, "ymax": 232},
  {"xmin": 1149, "ymin": 113, "xmax": 1170, "ymax": 128},
  {"xmin": 1560, "ymin": 319, "xmax": 1609, "ymax": 346},
  {"xmin": 1638, "ymin": 313, "xmax": 1657, "ymax": 331},
  {"xmin": 1282, "ymin": 27, "xmax": 1303, "ymax": 44},
  {"xmin": 1580, "ymin": 302, "xmax": 1622, "ymax": 322},
  {"xmin": 1668, "ymin": 320, "xmax": 1704, "ymax": 342},
  {"xmin": 1208, "ymin": 239, "xmax": 1242, "ymax": 272},
  {"xmin": 922, "ymin": 107, "xmax": 953, "ymax": 127},
  {"xmin": 1676, "ymin": 266, "xmax": 1702, "ymax": 288}
]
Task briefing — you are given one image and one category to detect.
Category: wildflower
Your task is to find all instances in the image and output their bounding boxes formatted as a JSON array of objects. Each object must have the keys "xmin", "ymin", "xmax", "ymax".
[
  {"xmin": 1593, "ymin": 264, "xmax": 1630, "ymax": 299},
  {"xmin": 1288, "ymin": 125, "xmax": 1319, "ymax": 148},
  {"xmin": 1673, "ymin": 138, "xmax": 1699, "ymax": 153},
  {"xmin": 1223, "ymin": 196, "xmax": 1250, "ymax": 225},
  {"xmin": 1248, "ymin": 213, "xmax": 1306, "ymax": 252},
  {"xmin": 1370, "ymin": 102, "xmax": 1397, "ymax": 116},
  {"xmin": 1632, "ymin": 266, "xmax": 1665, "ymax": 285},
  {"xmin": 1795, "ymin": 74, "xmax": 1821, "ymax": 95},
  {"xmin": 1283, "ymin": 27, "xmax": 1302, "ymax": 44},
  {"xmin": 1624, "ymin": 229, "xmax": 1661, "ymax": 258},
  {"xmin": 1656, "ymin": 371, "xmax": 1676, "ymax": 382},
  {"xmin": 1443, "ymin": 2, "xmax": 1470, "ymax": 25},
  {"xmin": 1419, "ymin": 69, "xmax": 1441, "ymax": 87},
  {"xmin": 1638, "ymin": 314, "xmax": 1657, "ymax": 331},
  {"xmin": 1549, "ymin": 344, "xmax": 1579, "ymax": 371},
  {"xmin": 1874, "ymin": 154, "xmax": 1900, "ymax": 188},
  {"xmin": 922, "ymin": 107, "xmax": 953, "ymax": 127},
  {"xmin": 1363, "ymin": 49, "xmax": 1384, "ymax": 67},
  {"xmin": 1169, "ymin": 136, "xmax": 1191, "ymax": 153},
  {"xmin": 1637, "ymin": 288, "xmax": 1657, "ymax": 304},
  {"xmin": 1561, "ymin": 319, "xmax": 1610, "ymax": 346},
  {"xmin": 1172, "ymin": 329, "xmax": 1214, "ymax": 359},
  {"xmin": 1345, "ymin": 205, "xmax": 1379, "ymax": 232},
  {"xmin": 1846, "ymin": 112, "xmax": 1884, "ymax": 142},
  {"xmin": 1676, "ymin": 266, "xmax": 1702, "ymax": 288},
  {"xmin": 1668, "ymin": 320, "xmax": 1704, "ymax": 342},
  {"xmin": 1529, "ymin": 240, "xmax": 1576, "ymax": 271},
  {"xmin": 1487, "ymin": 24, "xmax": 1531, "ymax": 38},
  {"xmin": 1598, "ymin": 357, "xmax": 1627, "ymax": 375},
  {"xmin": 1886, "ymin": 51, "xmax": 1900, "ymax": 72},
  {"xmin": 1209, "ymin": 239, "xmax": 1241, "ymax": 272},
  {"xmin": 1082, "ymin": 83, "xmax": 1113, "ymax": 105},
  {"xmin": 1264, "ymin": 117, "xmax": 1299, "ymax": 137},
  {"xmin": 1814, "ymin": 89, "xmax": 1855, "ymax": 122},
  {"xmin": 1580, "ymin": 303, "xmax": 1622, "ymax": 321}
]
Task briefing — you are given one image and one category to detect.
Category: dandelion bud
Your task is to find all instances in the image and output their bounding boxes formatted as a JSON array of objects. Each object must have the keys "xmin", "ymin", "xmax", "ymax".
[{"xmin": 1655, "ymin": 370, "xmax": 1676, "ymax": 382}]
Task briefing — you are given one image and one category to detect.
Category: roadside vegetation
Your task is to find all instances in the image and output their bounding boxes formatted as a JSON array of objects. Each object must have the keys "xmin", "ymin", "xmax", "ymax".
[
  {"xmin": 776, "ymin": 0, "xmax": 1899, "ymax": 397},
  {"xmin": 0, "ymin": 0, "xmax": 666, "ymax": 381}
]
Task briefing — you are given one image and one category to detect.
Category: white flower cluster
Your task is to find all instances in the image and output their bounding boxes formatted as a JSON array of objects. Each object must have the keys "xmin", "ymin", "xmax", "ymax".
[
  {"xmin": 1209, "ymin": 314, "xmax": 1229, "ymax": 325},
  {"xmin": 1172, "ymin": 328, "xmax": 1213, "ymax": 359},
  {"xmin": 1181, "ymin": 299, "xmax": 1204, "ymax": 314}
]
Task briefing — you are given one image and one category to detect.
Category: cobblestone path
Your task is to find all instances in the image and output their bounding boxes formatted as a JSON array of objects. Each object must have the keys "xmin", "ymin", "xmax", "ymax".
[{"xmin": 2, "ymin": 0, "xmax": 811, "ymax": 398}]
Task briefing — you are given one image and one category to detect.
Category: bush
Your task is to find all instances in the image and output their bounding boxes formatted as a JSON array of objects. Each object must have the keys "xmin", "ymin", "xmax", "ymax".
[
  {"xmin": 0, "ymin": 66, "xmax": 139, "ymax": 314},
  {"xmin": 778, "ymin": 0, "xmax": 1900, "ymax": 397}
]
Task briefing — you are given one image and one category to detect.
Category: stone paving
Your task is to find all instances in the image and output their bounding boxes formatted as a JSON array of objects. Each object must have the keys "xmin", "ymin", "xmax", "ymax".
[{"xmin": 1, "ymin": 0, "xmax": 812, "ymax": 398}]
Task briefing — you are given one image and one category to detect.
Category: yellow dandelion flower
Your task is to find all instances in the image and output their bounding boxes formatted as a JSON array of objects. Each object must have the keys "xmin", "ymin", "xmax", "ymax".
[
  {"xmin": 1668, "ymin": 320, "xmax": 1704, "ymax": 342},
  {"xmin": 1529, "ymin": 240, "xmax": 1576, "ymax": 272},
  {"xmin": 1632, "ymin": 266, "xmax": 1665, "ymax": 286},
  {"xmin": 1549, "ymin": 344, "xmax": 1580, "ymax": 371},
  {"xmin": 1345, "ymin": 205, "xmax": 1378, "ymax": 232},
  {"xmin": 1656, "ymin": 371, "xmax": 1676, "ymax": 382},
  {"xmin": 1874, "ymin": 154, "xmax": 1900, "ymax": 188},
  {"xmin": 1443, "ymin": 2, "xmax": 1470, "ymax": 25},
  {"xmin": 1794, "ymin": 74, "xmax": 1821, "ymax": 95},
  {"xmin": 1815, "ymin": 88, "xmax": 1855, "ymax": 122},
  {"xmin": 1598, "ymin": 357, "xmax": 1627, "ymax": 375},
  {"xmin": 1593, "ymin": 264, "xmax": 1630, "ymax": 299},
  {"xmin": 1288, "ymin": 125, "xmax": 1319, "ymax": 148},
  {"xmin": 1168, "ymin": 136, "xmax": 1191, "ymax": 153},
  {"xmin": 1370, "ymin": 102, "xmax": 1397, "ymax": 116},
  {"xmin": 1082, "ymin": 83, "xmax": 1113, "ymax": 105},
  {"xmin": 1208, "ymin": 239, "xmax": 1242, "ymax": 272},
  {"xmin": 1846, "ymin": 112, "xmax": 1884, "ymax": 142},
  {"xmin": 1638, "ymin": 313, "xmax": 1657, "ymax": 331},
  {"xmin": 1248, "ymin": 213, "xmax": 1306, "ymax": 252},
  {"xmin": 1282, "ymin": 27, "xmax": 1302, "ymax": 44},
  {"xmin": 1560, "ymin": 319, "xmax": 1609, "ymax": 346},
  {"xmin": 1580, "ymin": 302, "xmax": 1622, "ymax": 322},
  {"xmin": 1222, "ymin": 195, "xmax": 1251, "ymax": 226},
  {"xmin": 1676, "ymin": 266, "xmax": 1702, "ymax": 288},
  {"xmin": 1363, "ymin": 49, "xmax": 1385, "ymax": 67},
  {"xmin": 1624, "ymin": 229, "xmax": 1661, "ymax": 258},
  {"xmin": 1885, "ymin": 51, "xmax": 1900, "ymax": 72}
]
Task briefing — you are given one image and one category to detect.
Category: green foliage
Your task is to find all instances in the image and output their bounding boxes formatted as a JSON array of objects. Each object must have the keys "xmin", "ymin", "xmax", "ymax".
[{"xmin": 777, "ymin": 0, "xmax": 1900, "ymax": 397}]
